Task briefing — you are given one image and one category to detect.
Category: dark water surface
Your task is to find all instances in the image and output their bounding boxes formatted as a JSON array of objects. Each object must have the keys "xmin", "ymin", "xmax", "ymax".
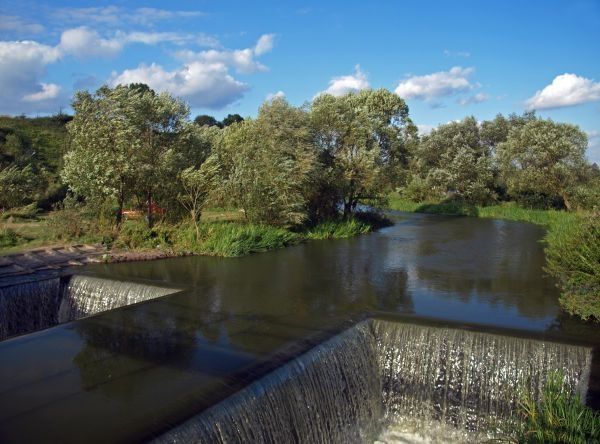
[{"xmin": 0, "ymin": 212, "xmax": 597, "ymax": 443}]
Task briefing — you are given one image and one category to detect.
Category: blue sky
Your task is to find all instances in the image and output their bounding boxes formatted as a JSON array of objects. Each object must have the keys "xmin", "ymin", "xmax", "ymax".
[{"xmin": 1, "ymin": 0, "xmax": 599, "ymax": 161}]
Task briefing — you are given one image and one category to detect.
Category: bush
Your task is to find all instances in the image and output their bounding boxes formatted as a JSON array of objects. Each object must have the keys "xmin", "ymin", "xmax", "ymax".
[
  {"xmin": 115, "ymin": 220, "xmax": 174, "ymax": 250},
  {"xmin": 507, "ymin": 371, "xmax": 599, "ymax": 443},
  {"xmin": 415, "ymin": 201, "xmax": 479, "ymax": 217},
  {"xmin": 545, "ymin": 212, "xmax": 600, "ymax": 321},
  {"xmin": 0, "ymin": 228, "xmax": 18, "ymax": 247},
  {"xmin": 46, "ymin": 195, "xmax": 90, "ymax": 240}
]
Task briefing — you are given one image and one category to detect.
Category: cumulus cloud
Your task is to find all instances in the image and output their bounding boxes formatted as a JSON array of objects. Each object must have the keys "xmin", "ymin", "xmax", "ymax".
[
  {"xmin": 395, "ymin": 66, "xmax": 477, "ymax": 101},
  {"xmin": 416, "ymin": 124, "xmax": 435, "ymax": 136},
  {"xmin": 266, "ymin": 91, "xmax": 285, "ymax": 101},
  {"xmin": 254, "ymin": 34, "xmax": 275, "ymax": 56},
  {"xmin": 316, "ymin": 65, "xmax": 370, "ymax": 98},
  {"xmin": 59, "ymin": 27, "xmax": 123, "ymax": 57},
  {"xmin": 22, "ymin": 83, "xmax": 62, "ymax": 102},
  {"xmin": 457, "ymin": 92, "xmax": 489, "ymax": 106},
  {"xmin": 0, "ymin": 40, "xmax": 63, "ymax": 113},
  {"xmin": 109, "ymin": 62, "xmax": 248, "ymax": 109},
  {"xmin": 175, "ymin": 34, "xmax": 275, "ymax": 74},
  {"xmin": 525, "ymin": 73, "xmax": 600, "ymax": 110}
]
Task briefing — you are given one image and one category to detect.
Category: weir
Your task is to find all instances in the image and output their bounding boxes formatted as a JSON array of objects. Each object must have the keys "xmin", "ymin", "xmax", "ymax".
[
  {"xmin": 0, "ymin": 275, "xmax": 179, "ymax": 340},
  {"xmin": 155, "ymin": 319, "xmax": 592, "ymax": 443}
]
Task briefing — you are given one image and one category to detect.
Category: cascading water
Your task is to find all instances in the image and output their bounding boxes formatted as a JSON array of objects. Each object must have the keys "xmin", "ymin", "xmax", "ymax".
[
  {"xmin": 0, "ymin": 275, "xmax": 179, "ymax": 340},
  {"xmin": 373, "ymin": 319, "xmax": 592, "ymax": 443},
  {"xmin": 154, "ymin": 319, "xmax": 593, "ymax": 444},
  {"xmin": 153, "ymin": 322, "xmax": 384, "ymax": 444}
]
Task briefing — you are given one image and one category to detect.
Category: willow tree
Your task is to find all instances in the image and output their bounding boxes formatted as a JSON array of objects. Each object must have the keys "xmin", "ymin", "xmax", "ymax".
[
  {"xmin": 309, "ymin": 89, "xmax": 415, "ymax": 216},
  {"xmin": 497, "ymin": 119, "xmax": 588, "ymax": 210},
  {"xmin": 62, "ymin": 84, "xmax": 189, "ymax": 226},
  {"xmin": 407, "ymin": 117, "xmax": 494, "ymax": 203},
  {"xmin": 214, "ymin": 98, "xmax": 317, "ymax": 226}
]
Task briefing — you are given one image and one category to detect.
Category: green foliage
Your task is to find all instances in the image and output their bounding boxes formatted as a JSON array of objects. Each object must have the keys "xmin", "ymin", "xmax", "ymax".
[
  {"xmin": 0, "ymin": 165, "xmax": 44, "ymax": 209},
  {"xmin": 304, "ymin": 217, "xmax": 372, "ymax": 240},
  {"xmin": 175, "ymin": 222, "xmax": 300, "ymax": 257},
  {"xmin": 415, "ymin": 201, "xmax": 479, "ymax": 217},
  {"xmin": 410, "ymin": 117, "xmax": 495, "ymax": 204},
  {"xmin": 221, "ymin": 114, "xmax": 244, "ymax": 127},
  {"xmin": 0, "ymin": 227, "xmax": 19, "ymax": 248},
  {"xmin": 0, "ymin": 203, "xmax": 40, "ymax": 220},
  {"xmin": 46, "ymin": 194, "xmax": 92, "ymax": 240},
  {"xmin": 497, "ymin": 119, "xmax": 588, "ymax": 210},
  {"xmin": 114, "ymin": 220, "xmax": 174, "ymax": 250},
  {"xmin": 215, "ymin": 98, "xmax": 317, "ymax": 226},
  {"xmin": 545, "ymin": 212, "xmax": 600, "ymax": 321},
  {"xmin": 506, "ymin": 371, "xmax": 599, "ymax": 443},
  {"xmin": 310, "ymin": 89, "xmax": 416, "ymax": 216},
  {"xmin": 194, "ymin": 114, "xmax": 222, "ymax": 128}
]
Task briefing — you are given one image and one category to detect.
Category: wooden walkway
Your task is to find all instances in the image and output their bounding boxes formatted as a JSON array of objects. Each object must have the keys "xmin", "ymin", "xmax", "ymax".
[{"xmin": 0, "ymin": 245, "xmax": 106, "ymax": 287}]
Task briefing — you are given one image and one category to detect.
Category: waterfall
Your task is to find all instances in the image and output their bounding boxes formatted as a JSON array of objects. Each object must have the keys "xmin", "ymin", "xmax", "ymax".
[
  {"xmin": 0, "ymin": 278, "xmax": 62, "ymax": 340},
  {"xmin": 154, "ymin": 319, "xmax": 592, "ymax": 444},
  {"xmin": 373, "ymin": 319, "xmax": 591, "ymax": 442},
  {"xmin": 0, "ymin": 275, "xmax": 179, "ymax": 341},
  {"xmin": 153, "ymin": 322, "xmax": 384, "ymax": 444},
  {"xmin": 57, "ymin": 275, "xmax": 177, "ymax": 322}
]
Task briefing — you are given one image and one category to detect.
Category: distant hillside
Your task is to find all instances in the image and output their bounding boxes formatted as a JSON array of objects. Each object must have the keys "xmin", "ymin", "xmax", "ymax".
[{"xmin": 0, "ymin": 114, "xmax": 71, "ymax": 209}]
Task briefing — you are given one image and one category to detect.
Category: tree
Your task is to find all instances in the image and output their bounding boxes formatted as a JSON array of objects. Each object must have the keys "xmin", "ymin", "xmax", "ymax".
[
  {"xmin": 178, "ymin": 155, "xmax": 220, "ymax": 240},
  {"xmin": 194, "ymin": 115, "xmax": 222, "ymax": 128},
  {"xmin": 62, "ymin": 84, "xmax": 189, "ymax": 226},
  {"xmin": 0, "ymin": 165, "xmax": 41, "ymax": 209},
  {"xmin": 310, "ymin": 89, "xmax": 415, "ymax": 216},
  {"xmin": 497, "ymin": 119, "xmax": 589, "ymax": 210},
  {"xmin": 406, "ymin": 117, "xmax": 494, "ymax": 204},
  {"xmin": 215, "ymin": 98, "xmax": 316, "ymax": 225},
  {"xmin": 221, "ymin": 114, "xmax": 244, "ymax": 127}
]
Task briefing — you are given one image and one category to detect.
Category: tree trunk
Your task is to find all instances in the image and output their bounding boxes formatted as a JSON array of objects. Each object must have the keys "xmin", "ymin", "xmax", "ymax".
[
  {"xmin": 192, "ymin": 210, "xmax": 200, "ymax": 241},
  {"xmin": 562, "ymin": 192, "xmax": 572, "ymax": 211},
  {"xmin": 116, "ymin": 185, "xmax": 124, "ymax": 227},
  {"xmin": 147, "ymin": 190, "xmax": 154, "ymax": 228}
]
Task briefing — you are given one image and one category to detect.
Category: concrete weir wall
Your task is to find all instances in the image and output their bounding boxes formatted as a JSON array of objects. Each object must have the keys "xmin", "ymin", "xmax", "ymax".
[
  {"xmin": 154, "ymin": 319, "xmax": 593, "ymax": 443},
  {"xmin": 0, "ymin": 275, "xmax": 179, "ymax": 341}
]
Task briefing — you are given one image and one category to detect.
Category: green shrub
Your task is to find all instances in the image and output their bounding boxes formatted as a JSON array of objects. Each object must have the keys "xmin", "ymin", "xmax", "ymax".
[
  {"xmin": 115, "ymin": 220, "xmax": 174, "ymax": 250},
  {"xmin": 507, "ymin": 371, "xmax": 599, "ymax": 443},
  {"xmin": 0, "ymin": 228, "xmax": 18, "ymax": 247},
  {"xmin": 545, "ymin": 212, "xmax": 600, "ymax": 321},
  {"xmin": 415, "ymin": 201, "xmax": 479, "ymax": 217}
]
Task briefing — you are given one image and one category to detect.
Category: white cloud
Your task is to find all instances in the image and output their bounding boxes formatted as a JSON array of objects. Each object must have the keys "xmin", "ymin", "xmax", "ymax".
[
  {"xmin": 52, "ymin": 6, "xmax": 204, "ymax": 27},
  {"xmin": 266, "ymin": 91, "xmax": 285, "ymax": 101},
  {"xmin": 109, "ymin": 62, "xmax": 249, "ymax": 109},
  {"xmin": 416, "ymin": 124, "xmax": 435, "ymax": 136},
  {"xmin": 316, "ymin": 65, "xmax": 370, "ymax": 98},
  {"xmin": 59, "ymin": 27, "xmax": 123, "ymax": 57},
  {"xmin": 457, "ymin": 92, "xmax": 489, "ymax": 105},
  {"xmin": 22, "ymin": 83, "xmax": 61, "ymax": 102},
  {"xmin": 395, "ymin": 66, "xmax": 476, "ymax": 101},
  {"xmin": 525, "ymin": 73, "xmax": 600, "ymax": 110},
  {"xmin": 254, "ymin": 34, "xmax": 275, "ymax": 56},
  {"xmin": 0, "ymin": 15, "xmax": 44, "ymax": 34},
  {"xmin": 175, "ymin": 34, "xmax": 275, "ymax": 74},
  {"xmin": 0, "ymin": 40, "xmax": 63, "ymax": 113}
]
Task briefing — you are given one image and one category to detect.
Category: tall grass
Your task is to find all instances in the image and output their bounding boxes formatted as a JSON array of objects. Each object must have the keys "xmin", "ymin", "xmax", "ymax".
[
  {"xmin": 176, "ymin": 222, "xmax": 300, "ymax": 257},
  {"xmin": 304, "ymin": 217, "xmax": 372, "ymax": 240},
  {"xmin": 505, "ymin": 371, "xmax": 599, "ymax": 443}
]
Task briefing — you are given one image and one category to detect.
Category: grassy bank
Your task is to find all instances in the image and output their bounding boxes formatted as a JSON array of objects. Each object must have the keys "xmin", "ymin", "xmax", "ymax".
[
  {"xmin": 0, "ymin": 209, "xmax": 383, "ymax": 258},
  {"xmin": 387, "ymin": 193, "xmax": 599, "ymax": 322}
]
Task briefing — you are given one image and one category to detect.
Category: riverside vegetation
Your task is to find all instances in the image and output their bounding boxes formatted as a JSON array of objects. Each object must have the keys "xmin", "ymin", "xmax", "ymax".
[{"xmin": 1, "ymin": 84, "xmax": 599, "ymax": 322}]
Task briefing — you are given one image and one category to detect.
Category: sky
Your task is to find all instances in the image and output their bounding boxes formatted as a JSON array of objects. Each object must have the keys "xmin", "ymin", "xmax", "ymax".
[{"xmin": 1, "ymin": 0, "xmax": 599, "ymax": 162}]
